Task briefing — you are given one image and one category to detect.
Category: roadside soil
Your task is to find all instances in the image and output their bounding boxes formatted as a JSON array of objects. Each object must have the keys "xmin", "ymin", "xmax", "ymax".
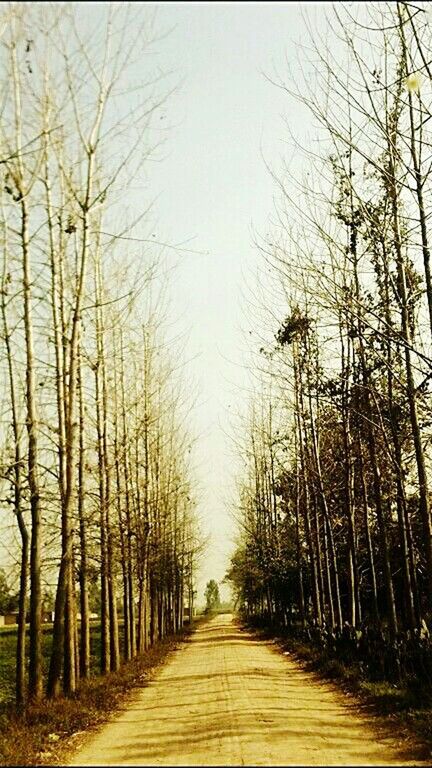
[{"xmin": 66, "ymin": 613, "xmax": 428, "ymax": 766}]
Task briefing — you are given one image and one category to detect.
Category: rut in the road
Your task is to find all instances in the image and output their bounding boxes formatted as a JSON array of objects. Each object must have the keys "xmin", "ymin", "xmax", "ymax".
[{"xmin": 67, "ymin": 614, "xmax": 425, "ymax": 767}]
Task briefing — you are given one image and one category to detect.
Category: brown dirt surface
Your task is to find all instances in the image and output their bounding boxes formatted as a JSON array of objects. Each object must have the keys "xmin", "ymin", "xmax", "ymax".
[{"xmin": 65, "ymin": 613, "xmax": 429, "ymax": 766}]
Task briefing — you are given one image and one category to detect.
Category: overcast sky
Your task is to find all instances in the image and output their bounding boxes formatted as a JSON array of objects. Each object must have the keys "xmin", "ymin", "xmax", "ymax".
[{"xmin": 136, "ymin": 1, "xmax": 321, "ymax": 603}]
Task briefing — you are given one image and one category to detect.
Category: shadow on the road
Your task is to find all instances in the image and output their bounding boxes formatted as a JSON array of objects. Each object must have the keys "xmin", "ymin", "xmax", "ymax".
[
  {"xmin": 73, "ymin": 617, "xmax": 428, "ymax": 766},
  {"xmin": 150, "ymin": 668, "xmax": 320, "ymax": 686},
  {"xmin": 103, "ymin": 673, "xmax": 426, "ymax": 764},
  {"xmin": 106, "ymin": 704, "xmax": 424, "ymax": 765},
  {"xmin": 190, "ymin": 632, "xmax": 256, "ymax": 644}
]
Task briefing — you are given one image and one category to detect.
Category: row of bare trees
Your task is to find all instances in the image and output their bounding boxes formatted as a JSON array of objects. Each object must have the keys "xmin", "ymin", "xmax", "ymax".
[
  {"xmin": 0, "ymin": 3, "xmax": 201, "ymax": 705},
  {"xmin": 228, "ymin": 2, "xmax": 432, "ymax": 680}
]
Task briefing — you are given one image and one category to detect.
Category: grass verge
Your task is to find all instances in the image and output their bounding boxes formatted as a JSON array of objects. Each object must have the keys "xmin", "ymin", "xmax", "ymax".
[
  {"xmin": 0, "ymin": 619, "xmax": 204, "ymax": 767},
  {"xmin": 242, "ymin": 620, "xmax": 432, "ymax": 763}
]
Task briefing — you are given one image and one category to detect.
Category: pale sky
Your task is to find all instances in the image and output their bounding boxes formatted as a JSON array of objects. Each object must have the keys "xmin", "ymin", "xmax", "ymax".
[{"xmin": 137, "ymin": 1, "xmax": 319, "ymax": 603}]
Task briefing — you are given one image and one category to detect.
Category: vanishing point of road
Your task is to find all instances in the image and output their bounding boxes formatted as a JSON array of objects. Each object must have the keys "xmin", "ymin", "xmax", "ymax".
[{"xmin": 68, "ymin": 613, "xmax": 426, "ymax": 766}]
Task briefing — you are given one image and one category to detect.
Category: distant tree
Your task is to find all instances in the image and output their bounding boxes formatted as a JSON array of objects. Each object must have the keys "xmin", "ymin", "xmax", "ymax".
[
  {"xmin": 42, "ymin": 591, "xmax": 55, "ymax": 615},
  {"xmin": 204, "ymin": 580, "xmax": 220, "ymax": 613},
  {"xmin": 88, "ymin": 579, "xmax": 102, "ymax": 616},
  {"xmin": 0, "ymin": 569, "xmax": 18, "ymax": 614}
]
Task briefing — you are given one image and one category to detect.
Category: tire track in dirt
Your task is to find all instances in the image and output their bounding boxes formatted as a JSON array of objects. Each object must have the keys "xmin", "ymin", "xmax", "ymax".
[{"xmin": 66, "ymin": 613, "xmax": 427, "ymax": 766}]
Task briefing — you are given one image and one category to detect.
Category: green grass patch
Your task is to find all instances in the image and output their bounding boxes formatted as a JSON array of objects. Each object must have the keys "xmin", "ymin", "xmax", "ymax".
[{"xmin": 0, "ymin": 623, "xmax": 106, "ymax": 706}]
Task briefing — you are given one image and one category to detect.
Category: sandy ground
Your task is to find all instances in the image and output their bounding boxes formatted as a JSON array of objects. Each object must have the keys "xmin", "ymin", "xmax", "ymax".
[{"xmin": 67, "ymin": 613, "xmax": 427, "ymax": 766}]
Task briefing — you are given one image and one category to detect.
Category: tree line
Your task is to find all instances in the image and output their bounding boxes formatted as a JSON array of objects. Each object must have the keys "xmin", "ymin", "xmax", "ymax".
[
  {"xmin": 228, "ymin": 2, "xmax": 432, "ymax": 682},
  {"xmin": 0, "ymin": 4, "xmax": 201, "ymax": 706}
]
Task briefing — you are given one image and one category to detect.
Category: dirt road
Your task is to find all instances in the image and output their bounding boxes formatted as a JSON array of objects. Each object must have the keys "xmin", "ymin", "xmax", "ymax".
[{"xmin": 68, "ymin": 613, "xmax": 425, "ymax": 766}]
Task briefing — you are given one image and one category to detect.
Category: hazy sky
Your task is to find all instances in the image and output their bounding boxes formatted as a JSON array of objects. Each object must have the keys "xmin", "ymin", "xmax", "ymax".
[{"xmin": 140, "ymin": 1, "xmax": 317, "ymax": 602}]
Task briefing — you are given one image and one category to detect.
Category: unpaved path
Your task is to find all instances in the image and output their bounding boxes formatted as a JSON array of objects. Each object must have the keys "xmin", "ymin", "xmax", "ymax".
[{"xmin": 68, "ymin": 613, "xmax": 425, "ymax": 766}]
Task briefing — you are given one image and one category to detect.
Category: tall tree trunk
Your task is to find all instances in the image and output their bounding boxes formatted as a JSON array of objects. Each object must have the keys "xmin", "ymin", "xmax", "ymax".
[
  {"xmin": 78, "ymin": 349, "xmax": 90, "ymax": 678},
  {"xmin": 2, "ymin": 232, "xmax": 28, "ymax": 705},
  {"xmin": 20, "ymin": 193, "xmax": 42, "ymax": 700},
  {"xmin": 358, "ymin": 442, "xmax": 380, "ymax": 622},
  {"xmin": 294, "ymin": 346, "xmax": 322, "ymax": 626},
  {"xmin": 306, "ymin": 378, "xmax": 342, "ymax": 629}
]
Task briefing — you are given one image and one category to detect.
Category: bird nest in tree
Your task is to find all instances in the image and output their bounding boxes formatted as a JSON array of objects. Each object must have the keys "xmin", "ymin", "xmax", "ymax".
[{"xmin": 276, "ymin": 309, "xmax": 310, "ymax": 346}]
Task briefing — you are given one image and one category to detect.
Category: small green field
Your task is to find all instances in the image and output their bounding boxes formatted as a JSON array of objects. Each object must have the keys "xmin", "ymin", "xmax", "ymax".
[{"xmin": 0, "ymin": 623, "xmax": 110, "ymax": 705}]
